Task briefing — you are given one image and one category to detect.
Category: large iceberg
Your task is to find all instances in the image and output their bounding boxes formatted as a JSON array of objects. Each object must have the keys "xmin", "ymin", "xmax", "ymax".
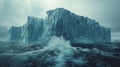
[{"xmin": 9, "ymin": 8, "xmax": 111, "ymax": 44}]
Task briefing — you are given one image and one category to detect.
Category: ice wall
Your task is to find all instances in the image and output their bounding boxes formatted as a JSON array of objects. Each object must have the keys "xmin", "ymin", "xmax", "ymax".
[{"xmin": 9, "ymin": 8, "xmax": 111, "ymax": 44}]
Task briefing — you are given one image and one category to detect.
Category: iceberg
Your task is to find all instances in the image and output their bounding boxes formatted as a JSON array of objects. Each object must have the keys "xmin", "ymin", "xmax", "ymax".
[{"xmin": 9, "ymin": 8, "xmax": 111, "ymax": 44}]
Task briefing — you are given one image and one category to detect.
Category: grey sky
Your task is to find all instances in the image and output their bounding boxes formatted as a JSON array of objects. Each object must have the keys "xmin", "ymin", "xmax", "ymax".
[{"xmin": 0, "ymin": 0, "xmax": 120, "ymax": 41}]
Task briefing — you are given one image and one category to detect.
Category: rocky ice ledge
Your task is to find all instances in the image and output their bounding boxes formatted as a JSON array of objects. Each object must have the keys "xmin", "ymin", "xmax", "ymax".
[{"xmin": 9, "ymin": 8, "xmax": 111, "ymax": 44}]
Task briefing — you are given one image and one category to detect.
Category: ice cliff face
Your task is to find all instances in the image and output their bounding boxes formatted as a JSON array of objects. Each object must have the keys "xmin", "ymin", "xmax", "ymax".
[
  {"xmin": 22, "ymin": 17, "xmax": 44, "ymax": 42},
  {"xmin": 9, "ymin": 26, "xmax": 21, "ymax": 41},
  {"xmin": 9, "ymin": 8, "xmax": 111, "ymax": 44},
  {"xmin": 10, "ymin": 17, "xmax": 44, "ymax": 43}
]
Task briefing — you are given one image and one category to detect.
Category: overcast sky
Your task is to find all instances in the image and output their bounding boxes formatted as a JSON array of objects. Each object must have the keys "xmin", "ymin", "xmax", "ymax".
[{"xmin": 0, "ymin": 0, "xmax": 120, "ymax": 41}]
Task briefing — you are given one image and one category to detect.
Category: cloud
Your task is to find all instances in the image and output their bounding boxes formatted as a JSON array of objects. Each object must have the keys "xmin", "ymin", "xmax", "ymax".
[{"xmin": 0, "ymin": 0, "xmax": 47, "ymax": 27}]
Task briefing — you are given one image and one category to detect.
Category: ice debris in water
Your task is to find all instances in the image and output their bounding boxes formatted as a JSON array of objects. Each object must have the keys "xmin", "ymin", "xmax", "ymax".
[
  {"xmin": 40, "ymin": 36, "xmax": 87, "ymax": 67},
  {"xmin": 42, "ymin": 36, "xmax": 75, "ymax": 67}
]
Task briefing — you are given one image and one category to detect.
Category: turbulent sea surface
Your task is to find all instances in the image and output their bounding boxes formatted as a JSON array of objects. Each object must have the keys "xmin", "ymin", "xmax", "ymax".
[{"xmin": 0, "ymin": 36, "xmax": 120, "ymax": 67}]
